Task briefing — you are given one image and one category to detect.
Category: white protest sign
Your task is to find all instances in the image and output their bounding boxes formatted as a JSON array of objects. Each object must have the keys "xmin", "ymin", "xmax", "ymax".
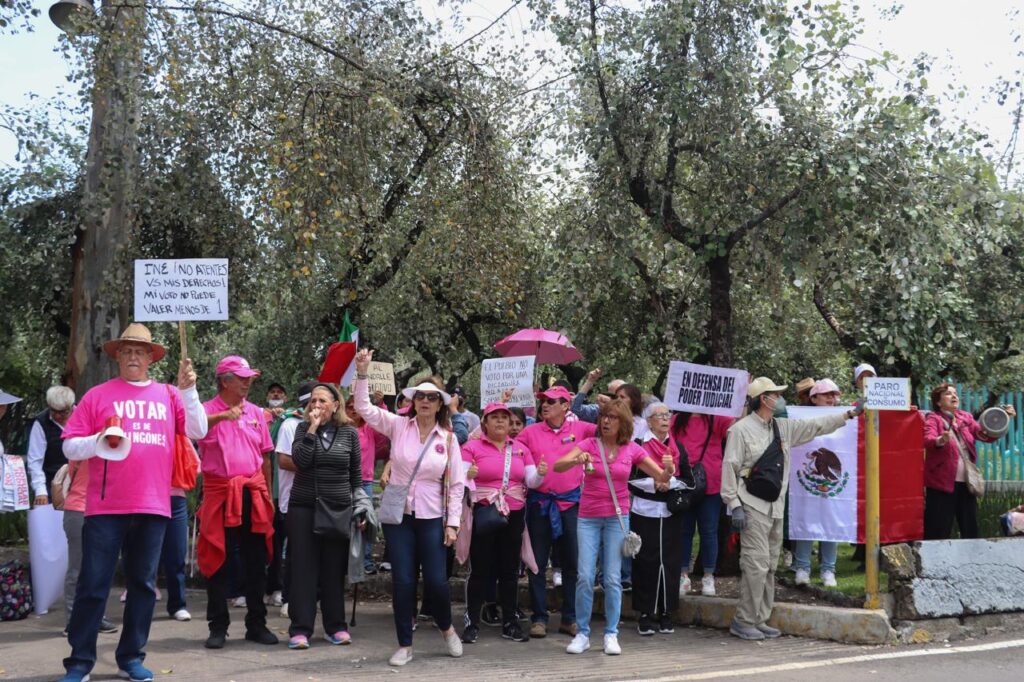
[
  {"xmin": 863, "ymin": 377, "xmax": 911, "ymax": 411},
  {"xmin": 367, "ymin": 361, "xmax": 397, "ymax": 396},
  {"xmin": 480, "ymin": 355, "xmax": 535, "ymax": 409},
  {"xmin": 134, "ymin": 259, "xmax": 229, "ymax": 321},
  {"xmin": 664, "ymin": 361, "xmax": 749, "ymax": 417}
]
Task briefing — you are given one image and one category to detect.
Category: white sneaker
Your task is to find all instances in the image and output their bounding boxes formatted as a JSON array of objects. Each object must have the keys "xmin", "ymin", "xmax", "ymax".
[
  {"xmin": 679, "ymin": 574, "xmax": 691, "ymax": 597},
  {"xmin": 566, "ymin": 633, "xmax": 591, "ymax": 654},
  {"xmin": 443, "ymin": 628, "xmax": 463, "ymax": 658},
  {"xmin": 388, "ymin": 647, "xmax": 413, "ymax": 666},
  {"xmin": 279, "ymin": 602, "xmax": 289, "ymax": 618},
  {"xmin": 268, "ymin": 591, "xmax": 283, "ymax": 607},
  {"xmin": 821, "ymin": 570, "xmax": 838, "ymax": 588},
  {"xmin": 701, "ymin": 574, "xmax": 716, "ymax": 596},
  {"xmin": 172, "ymin": 609, "xmax": 191, "ymax": 621},
  {"xmin": 232, "ymin": 596, "xmax": 247, "ymax": 608},
  {"xmin": 603, "ymin": 633, "xmax": 621, "ymax": 655},
  {"xmin": 553, "ymin": 569, "xmax": 563, "ymax": 587},
  {"xmin": 794, "ymin": 569, "xmax": 810, "ymax": 586}
]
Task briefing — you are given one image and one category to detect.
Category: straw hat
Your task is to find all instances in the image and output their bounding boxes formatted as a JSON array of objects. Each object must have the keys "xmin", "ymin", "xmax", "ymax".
[{"xmin": 102, "ymin": 323, "xmax": 166, "ymax": 362}]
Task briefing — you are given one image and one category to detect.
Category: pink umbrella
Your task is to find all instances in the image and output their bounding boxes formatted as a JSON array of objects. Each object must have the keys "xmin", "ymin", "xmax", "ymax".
[{"xmin": 494, "ymin": 328, "xmax": 583, "ymax": 365}]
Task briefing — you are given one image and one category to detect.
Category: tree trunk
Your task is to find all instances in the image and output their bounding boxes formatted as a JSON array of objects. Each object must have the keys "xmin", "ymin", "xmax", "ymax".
[
  {"xmin": 706, "ymin": 253, "xmax": 734, "ymax": 367},
  {"xmin": 66, "ymin": 1, "xmax": 146, "ymax": 393}
]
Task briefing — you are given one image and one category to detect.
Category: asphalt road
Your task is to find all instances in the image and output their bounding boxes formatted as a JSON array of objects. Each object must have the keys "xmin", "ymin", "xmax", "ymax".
[{"xmin": 2, "ymin": 591, "xmax": 1022, "ymax": 681}]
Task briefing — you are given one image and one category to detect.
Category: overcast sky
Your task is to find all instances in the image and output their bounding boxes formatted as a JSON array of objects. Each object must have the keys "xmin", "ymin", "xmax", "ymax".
[{"xmin": 1, "ymin": 1, "xmax": 1021, "ymax": 175}]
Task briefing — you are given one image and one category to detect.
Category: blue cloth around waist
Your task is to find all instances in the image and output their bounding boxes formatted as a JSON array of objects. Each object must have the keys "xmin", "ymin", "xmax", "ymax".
[{"xmin": 527, "ymin": 487, "xmax": 581, "ymax": 539}]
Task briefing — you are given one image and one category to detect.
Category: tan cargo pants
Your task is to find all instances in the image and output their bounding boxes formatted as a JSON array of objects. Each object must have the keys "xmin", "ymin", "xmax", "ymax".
[{"xmin": 735, "ymin": 504, "xmax": 784, "ymax": 627}]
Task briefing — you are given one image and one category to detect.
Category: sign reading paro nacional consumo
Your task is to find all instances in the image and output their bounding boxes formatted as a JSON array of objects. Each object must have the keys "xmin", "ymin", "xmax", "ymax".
[
  {"xmin": 863, "ymin": 377, "xmax": 911, "ymax": 411},
  {"xmin": 134, "ymin": 258, "xmax": 229, "ymax": 321}
]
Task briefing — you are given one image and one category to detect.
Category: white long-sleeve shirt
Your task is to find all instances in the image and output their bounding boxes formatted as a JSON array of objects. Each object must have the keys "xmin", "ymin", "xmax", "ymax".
[{"xmin": 27, "ymin": 416, "xmax": 63, "ymax": 497}]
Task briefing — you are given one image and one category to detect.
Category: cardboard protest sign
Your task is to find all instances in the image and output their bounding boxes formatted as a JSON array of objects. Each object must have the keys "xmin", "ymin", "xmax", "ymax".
[
  {"xmin": 864, "ymin": 377, "xmax": 911, "ymax": 411},
  {"xmin": 134, "ymin": 259, "xmax": 229, "ymax": 321},
  {"xmin": 480, "ymin": 355, "xmax": 535, "ymax": 409},
  {"xmin": 367, "ymin": 361, "xmax": 397, "ymax": 395},
  {"xmin": 664, "ymin": 361, "xmax": 748, "ymax": 417}
]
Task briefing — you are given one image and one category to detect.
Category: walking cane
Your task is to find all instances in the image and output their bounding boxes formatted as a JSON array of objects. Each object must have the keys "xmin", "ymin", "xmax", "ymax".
[
  {"xmin": 189, "ymin": 513, "xmax": 198, "ymax": 577},
  {"xmin": 351, "ymin": 583, "xmax": 359, "ymax": 626}
]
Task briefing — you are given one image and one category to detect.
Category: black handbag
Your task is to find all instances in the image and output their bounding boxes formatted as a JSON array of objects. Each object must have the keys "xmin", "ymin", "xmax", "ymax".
[
  {"xmin": 312, "ymin": 426, "xmax": 352, "ymax": 540},
  {"xmin": 470, "ymin": 443, "xmax": 514, "ymax": 536},
  {"xmin": 744, "ymin": 420, "xmax": 785, "ymax": 502},
  {"xmin": 668, "ymin": 422, "xmax": 712, "ymax": 514}
]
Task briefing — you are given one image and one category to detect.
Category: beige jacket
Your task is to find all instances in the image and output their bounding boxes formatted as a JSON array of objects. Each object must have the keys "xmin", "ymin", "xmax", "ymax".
[{"xmin": 721, "ymin": 411, "xmax": 849, "ymax": 519}]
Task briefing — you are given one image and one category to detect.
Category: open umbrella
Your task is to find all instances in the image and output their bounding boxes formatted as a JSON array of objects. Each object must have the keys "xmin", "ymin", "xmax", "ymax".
[{"xmin": 494, "ymin": 328, "xmax": 582, "ymax": 365}]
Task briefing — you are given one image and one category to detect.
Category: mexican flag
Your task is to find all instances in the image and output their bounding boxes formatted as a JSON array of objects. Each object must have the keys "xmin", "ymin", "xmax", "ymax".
[
  {"xmin": 318, "ymin": 311, "xmax": 358, "ymax": 386},
  {"xmin": 787, "ymin": 407, "xmax": 924, "ymax": 544}
]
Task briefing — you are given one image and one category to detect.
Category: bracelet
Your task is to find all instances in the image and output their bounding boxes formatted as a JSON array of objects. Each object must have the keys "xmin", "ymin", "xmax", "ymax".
[{"xmin": 356, "ymin": 373, "xmax": 368, "ymax": 380}]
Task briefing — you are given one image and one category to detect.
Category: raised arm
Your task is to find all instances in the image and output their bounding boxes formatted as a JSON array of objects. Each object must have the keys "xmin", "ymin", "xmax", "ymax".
[{"xmin": 353, "ymin": 349, "xmax": 400, "ymax": 437}]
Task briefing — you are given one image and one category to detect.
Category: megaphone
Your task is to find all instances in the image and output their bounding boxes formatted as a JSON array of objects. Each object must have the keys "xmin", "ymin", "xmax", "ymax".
[{"xmin": 97, "ymin": 416, "xmax": 131, "ymax": 461}]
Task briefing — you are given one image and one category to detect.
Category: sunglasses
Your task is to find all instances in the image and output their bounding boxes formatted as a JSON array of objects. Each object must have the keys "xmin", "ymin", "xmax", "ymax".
[
  {"xmin": 542, "ymin": 398, "xmax": 567, "ymax": 406},
  {"xmin": 413, "ymin": 392, "xmax": 441, "ymax": 403}
]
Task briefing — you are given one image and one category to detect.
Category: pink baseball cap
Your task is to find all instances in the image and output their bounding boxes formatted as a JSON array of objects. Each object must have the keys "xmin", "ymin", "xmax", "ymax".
[
  {"xmin": 810, "ymin": 379, "xmax": 841, "ymax": 397},
  {"xmin": 535, "ymin": 386, "xmax": 572, "ymax": 402},
  {"xmin": 482, "ymin": 402, "xmax": 512, "ymax": 418},
  {"xmin": 216, "ymin": 355, "xmax": 261, "ymax": 378}
]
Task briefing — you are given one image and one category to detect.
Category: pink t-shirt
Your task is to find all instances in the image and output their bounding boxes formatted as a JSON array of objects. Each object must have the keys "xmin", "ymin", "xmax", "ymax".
[
  {"xmin": 461, "ymin": 437, "xmax": 531, "ymax": 511},
  {"xmin": 357, "ymin": 422, "xmax": 389, "ymax": 482},
  {"xmin": 577, "ymin": 438, "xmax": 648, "ymax": 518},
  {"xmin": 62, "ymin": 378, "xmax": 186, "ymax": 517},
  {"xmin": 517, "ymin": 419, "xmax": 597, "ymax": 510},
  {"xmin": 199, "ymin": 395, "xmax": 274, "ymax": 478},
  {"xmin": 63, "ymin": 460, "xmax": 89, "ymax": 513},
  {"xmin": 670, "ymin": 414, "xmax": 733, "ymax": 495}
]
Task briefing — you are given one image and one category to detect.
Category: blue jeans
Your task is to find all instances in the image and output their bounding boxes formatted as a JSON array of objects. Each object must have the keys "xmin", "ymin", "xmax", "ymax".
[
  {"xmin": 681, "ymin": 493, "xmax": 722, "ymax": 572},
  {"xmin": 383, "ymin": 515, "xmax": 452, "ymax": 647},
  {"xmin": 526, "ymin": 502, "xmax": 578, "ymax": 625},
  {"xmin": 793, "ymin": 540, "xmax": 838, "ymax": 573},
  {"xmin": 160, "ymin": 496, "xmax": 188, "ymax": 615},
  {"xmin": 575, "ymin": 515, "xmax": 625, "ymax": 638},
  {"xmin": 362, "ymin": 482, "xmax": 375, "ymax": 570},
  {"xmin": 64, "ymin": 513, "xmax": 167, "ymax": 675}
]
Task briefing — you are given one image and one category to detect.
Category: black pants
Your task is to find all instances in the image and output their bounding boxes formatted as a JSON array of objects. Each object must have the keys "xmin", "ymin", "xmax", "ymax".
[
  {"xmin": 206, "ymin": 489, "xmax": 269, "ymax": 634},
  {"xmin": 466, "ymin": 507, "xmax": 525, "ymax": 627},
  {"xmin": 924, "ymin": 483, "xmax": 979, "ymax": 540},
  {"xmin": 266, "ymin": 509, "xmax": 287, "ymax": 595},
  {"xmin": 630, "ymin": 512, "xmax": 683, "ymax": 617},
  {"xmin": 286, "ymin": 506, "xmax": 349, "ymax": 637}
]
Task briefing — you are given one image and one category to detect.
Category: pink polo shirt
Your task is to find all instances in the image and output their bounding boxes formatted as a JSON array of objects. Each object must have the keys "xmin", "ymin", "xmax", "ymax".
[
  {"xmin": 198, "ymin": 395, "xmax": 274, "ymax": 478},
  {"xmin": 63, "ymin": 460, "xmax": 89, "ymax": 513},
  {"xmin": 577, "ymin": 438, "xmax": 648, "ymax": 518},
  {"xmin": 517, "ymin": 419, "xmax": 597, "ymax": 510},
  {"xmin": 461, "ymin": 437, "xmax": 531, "ymax": 511},
  {"xmin": 354, "ymin": 379, "xmax": 465, "ymax": 526},
  {"xmin": 357, "ymin": 422, "xmax": 390, "ymax": 482}
]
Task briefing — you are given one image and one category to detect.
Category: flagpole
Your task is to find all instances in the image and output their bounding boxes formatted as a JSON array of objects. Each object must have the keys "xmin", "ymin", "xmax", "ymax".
[{"xmin": 864, "ymin": 407, "xmax": 881, "ymax": 609}]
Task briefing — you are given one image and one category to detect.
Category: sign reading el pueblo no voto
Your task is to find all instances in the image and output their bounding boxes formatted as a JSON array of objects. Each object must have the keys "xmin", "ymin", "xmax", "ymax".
[
  {"xmin": 664, "ymin": 361, "xmax": 749, "ymax": 418},
  {"xmin": 134, "ymin": 258, "xmax": 229, "ymax": 321},
  {"xmin": 480, "ymin": 355, "xmax": 535, "ymax": 409}
]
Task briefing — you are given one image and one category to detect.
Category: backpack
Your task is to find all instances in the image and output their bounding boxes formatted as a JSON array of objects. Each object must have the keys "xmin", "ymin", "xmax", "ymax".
[{"xmin": 744, "ymin": 420, "xmax": 785, "ymax": 502}]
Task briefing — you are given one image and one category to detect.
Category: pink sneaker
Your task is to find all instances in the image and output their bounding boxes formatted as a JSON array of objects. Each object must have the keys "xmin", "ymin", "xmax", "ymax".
[
  {"xmin": 324, "ymin": 630, "xmax": 352, "ymax": 645},
  {"xmin": 288, "ymin": 635, "xmax": 310, "ymax": 649}
]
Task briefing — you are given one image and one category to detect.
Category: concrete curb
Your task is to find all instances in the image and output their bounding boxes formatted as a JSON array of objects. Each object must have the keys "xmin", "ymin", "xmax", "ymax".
[{"xmin": 678, "ymin": 595, "xmax": 896, "ymax": 645}]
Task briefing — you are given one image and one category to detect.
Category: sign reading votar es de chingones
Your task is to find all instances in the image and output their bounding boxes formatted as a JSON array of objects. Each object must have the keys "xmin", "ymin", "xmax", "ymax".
[{"xmin": 863, "ymin": 377, "xmax": 911, "ymax": 411}]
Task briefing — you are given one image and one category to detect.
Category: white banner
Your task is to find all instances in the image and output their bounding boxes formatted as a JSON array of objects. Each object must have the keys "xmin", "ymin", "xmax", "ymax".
[
  {"xmin": 134, "ymin": 258, "xmax": 229, "ymax": 321},
  {"xmin": 480, "ymin": 355, "xmax": 535, "ymax": 409},
  {"xmin": 663, "ymin": 361, "xmax": 748, "ymax": 417},
  {"xmin": 786, "ymin": 406, "xmax": 859, "ymax": 542},
  {"xmin": 28, "ymin": 505, "xmax": 67, "ymax": 614}
]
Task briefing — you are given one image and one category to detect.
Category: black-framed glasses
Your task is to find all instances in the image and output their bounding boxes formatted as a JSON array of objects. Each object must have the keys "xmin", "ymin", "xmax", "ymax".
[
  {"xmin": 649, "ymin": 413, "xmax": 671, "ymax": 420},
  {"xmin": 413, "ymin": 392, "xmax": 441, "ymax": 403},
  {"xmin": 542, "ymin": 398, "xmax": 567, "ymax": 406}
]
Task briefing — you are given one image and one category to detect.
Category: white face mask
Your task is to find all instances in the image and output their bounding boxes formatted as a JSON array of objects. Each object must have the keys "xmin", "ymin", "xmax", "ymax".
[{"xmin": 268, "ymin": 399, "xmax": 285, "ymax": 408}]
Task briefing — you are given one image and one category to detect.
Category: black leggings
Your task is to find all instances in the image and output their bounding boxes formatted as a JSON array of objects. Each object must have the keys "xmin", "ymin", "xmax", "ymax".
[
  {"xmin": 466, "ymin": 506, "xmax": 525, "ymax": 627},
  {"xmin": 630, "ymin": 512, "xmax": 683, "ymax": 617},
  {"xmin": 924, "ymin": 483, "xmax": 978, "ymax": 540}
]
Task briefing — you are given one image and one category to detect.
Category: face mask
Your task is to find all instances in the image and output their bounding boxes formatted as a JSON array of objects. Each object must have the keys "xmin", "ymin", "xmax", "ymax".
[
  {"xmin": 268, "ymin": 399, "xmax": 285, "ymax": 408},
  {"xmin": 771, "ymin": 396, "xmax": 787, "ymax": 417}
]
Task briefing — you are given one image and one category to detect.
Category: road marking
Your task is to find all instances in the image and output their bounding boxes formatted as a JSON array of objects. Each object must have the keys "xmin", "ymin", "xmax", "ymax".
[{"xmin": 629, "ymin": 638, "xmax": 1024, "ymax": 681}]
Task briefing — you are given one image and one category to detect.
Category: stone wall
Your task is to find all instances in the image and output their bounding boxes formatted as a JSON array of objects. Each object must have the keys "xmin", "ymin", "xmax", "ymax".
[{"xmin": 882, "ymin": 539, "xmax": 1024, "ymax": 620}]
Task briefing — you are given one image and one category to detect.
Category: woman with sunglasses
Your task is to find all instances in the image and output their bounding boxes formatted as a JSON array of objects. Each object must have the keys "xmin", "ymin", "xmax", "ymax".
[
  {"xmin": 554, "ymin": 399, "xmax": 673, "ymax": 656},
  {"xmin": 353, "ymin": 349, "xmax": 465, "ymax": 667}
]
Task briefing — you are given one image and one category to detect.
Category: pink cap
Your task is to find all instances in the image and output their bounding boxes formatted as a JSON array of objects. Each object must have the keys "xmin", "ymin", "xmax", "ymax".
[
  {"xmin": 535, "ymin": 386, "xmax": 572, "ymax": 402},
  {"xmin": 810, "ymin": 379, "xmax": 841, "ymax": 397},
  {"xmin": 216, "ymin": 355, "xmax": 261, "ymax": 378},
  {"xmin": 482, "ymin": 402, "xmax": 512, "ymax": 418}
]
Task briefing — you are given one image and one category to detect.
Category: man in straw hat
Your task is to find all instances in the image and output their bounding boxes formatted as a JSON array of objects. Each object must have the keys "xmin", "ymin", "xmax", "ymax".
[
  {"xmin": 721, "ymin": 377, "xmax": 861, "ymax": 641},
  {"xmin": 59, "ymin": 323, "xmax": 208, "ymax": 682}
]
